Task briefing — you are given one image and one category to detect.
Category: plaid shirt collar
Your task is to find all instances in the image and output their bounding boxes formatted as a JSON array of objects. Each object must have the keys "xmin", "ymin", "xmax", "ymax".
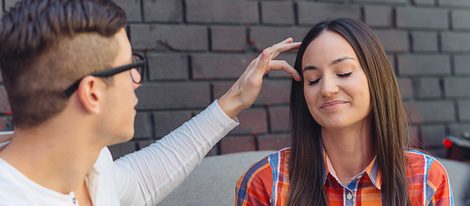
[{"xmin": 321, "ymin": 148, "xmax": 382, "ymax": 190}]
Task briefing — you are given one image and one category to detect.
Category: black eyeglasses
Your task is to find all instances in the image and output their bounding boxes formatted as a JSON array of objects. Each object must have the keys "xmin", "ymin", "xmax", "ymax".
[{"xmin": 63, "ymin": 53, "xmax": 147, "ymax": 97}]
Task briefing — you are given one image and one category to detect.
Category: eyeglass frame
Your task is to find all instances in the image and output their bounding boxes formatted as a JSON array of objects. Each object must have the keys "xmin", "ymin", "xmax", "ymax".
[{"xmin": 62, "ymin": 52, "xmax": 147, "ymax": 97}]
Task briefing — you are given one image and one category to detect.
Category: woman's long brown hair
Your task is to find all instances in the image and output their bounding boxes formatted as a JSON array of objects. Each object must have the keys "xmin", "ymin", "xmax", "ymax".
[{"xmin": 287, "ymin": 18, "xmax": 412, "ymax": 206}]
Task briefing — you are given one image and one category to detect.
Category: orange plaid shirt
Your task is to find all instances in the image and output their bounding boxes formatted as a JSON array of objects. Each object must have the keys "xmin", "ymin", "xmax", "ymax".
[{"xmin": 236, "ymin": 148, "xmax": 454, "ymax": 206}]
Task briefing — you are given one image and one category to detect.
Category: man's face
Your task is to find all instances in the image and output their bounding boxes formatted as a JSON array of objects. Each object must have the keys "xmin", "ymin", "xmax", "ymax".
[{"xmin": 100, "ymin": 28, "xmax": 140, "ymax": 145}]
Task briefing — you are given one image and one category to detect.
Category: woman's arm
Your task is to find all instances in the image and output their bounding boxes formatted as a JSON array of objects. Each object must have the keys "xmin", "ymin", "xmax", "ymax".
[{"xmin": 425, "ymin": 159, "xmax": 454, "ymax": 206}]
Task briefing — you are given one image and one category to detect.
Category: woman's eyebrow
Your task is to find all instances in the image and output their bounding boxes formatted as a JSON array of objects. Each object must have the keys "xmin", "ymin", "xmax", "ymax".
[
  {"xmin": 331, "ymin": 56, "xmax": 355, "ymax": 65},
  {"xmin": 303, "ymin": 56, "xmax": 355, "ymax": 72}
]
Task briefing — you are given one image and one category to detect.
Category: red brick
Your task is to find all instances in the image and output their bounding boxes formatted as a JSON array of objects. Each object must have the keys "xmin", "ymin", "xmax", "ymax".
[
  {"xmin": 420, "ymin": 124, "xmax": 446, "ymax": 148},
  {"xmin": 137, "ymin": 140, "xmax": 154, "ymax": 149},
  {"xmin": 212, "ymin": 80, "xmax": 290, "ymax": 106},
  {"xmin": 297, "ymin": 2, "xmax": 361, "ymax": 26},
  {"xmin": 220, "ymin": 135, "xmax": 256, "ymax": 154},
  {"xmin": 269, "ymin": 106, "xmax": 289, "ymax": 132},
  {"xmin": 449, "ymin": 123, "xmax": 470, "ymax": 137},
  {"xmin": 212, "ymin": 81, "xmax": 234, "ymax": 101},
  {"xmin": 211, "ymin": 26, "xmax": 247, "ymax": 52},
  {"xmin": 153, "ymin": 111, "xmax": 192, "ymax": 138},
  {"xmin": 108, "ymin": 142, "xmax": 137, "ymax": 160},
  {"xmin": 404, "ymin": 101, "xmax": 455, "ymax": 124},
  {"xmin": 258, "ymin": 133, "xmax": 290, "ymax": 151},
  {"xmin": 255, "ymin": 80, "xmax": 290, "ymax": 105},
  {"xmin": 439, "ymin": 0, "xmax": 470, "ymax": 7},
  {"xmin": 364, "ymin": 5, "xmax": 393, "ymax": 27},
  {"xmin": 186, "ymin": 0, "xmax": 258, "ymax": 24},
  {"xmin": 267, "ymin": 53, "xmax": 297, "ymax": 79},
  {"xmin": 373, "ymin": 30, "xmax": 409, "ymax": 52},
  {"xmin": 410, "ymin": 125, "xmax": 421, "ymax": 148},
  {"xmin": 114, "ymin": 0, "xmax": 141, "ymax": 22},
  {"xmin": 136, "ymin": 82, "xmax": 211, "ymax": 110},
  {"xmin": 454, "ymin": 54, "xmax": 470, "ymax": 75},
  {"xmin": 147, "ymin": 53, "xmax": 188, "ymax": 80},
  {"xmin": 397, "ymin": 78, "xmax": 413, "ymax": 100},
  {"xmin": 411, "ymin": 31, "xmax": 438, "ymax": 52},
  {"xmin": 414, "ymin": 78, "xmax": 441, "ymax": 99},
  {"xmin": 192, "ymin": 54, "xmax": 255, "ymax": 80},
  {"xmin": 133, "ymin": 112, "xmax": 153, "ymax": 139},
  {"xmin": 250, "ymin": 26, "xmax": 308, "ymax": 51},
  {"xmin": 261, "ymin": 2, "xmax": 295, "ymax": 25},
  {"xmin": 143, "ymin": 0, "xmax": 183, "ymax": 22},
  {"xmin": 398, "ymin": 54, "xmax": 450, "ymax": 75},
  {"xmin": 396, "ymin": 7, "xmax": 448, "ymax": 29},
  {"xmin": 442, "ymin": 32, "xmax": 470, "ymax": 52},
  {"xmin": 230, "ymin": 108, "xmax": 268, "ymax": 135},
  {"xmin": 444, "ymin": 77, "xmax": 470, "ymax": 98},
  {"xmin": 130, "ymin": 24, "xmax": 208, "ymax": 51}
]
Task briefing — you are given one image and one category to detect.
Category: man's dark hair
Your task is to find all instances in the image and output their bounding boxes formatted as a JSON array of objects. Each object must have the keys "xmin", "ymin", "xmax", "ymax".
[{"xmin": 0, "ymin": 0, "xmax": 127, "ymax": 128}]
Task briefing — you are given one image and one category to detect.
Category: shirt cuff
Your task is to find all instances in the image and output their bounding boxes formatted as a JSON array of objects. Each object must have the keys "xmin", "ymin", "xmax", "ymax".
[{"xmin": 207, "ymin": 100, "xmax": 239, "ymax": 129}]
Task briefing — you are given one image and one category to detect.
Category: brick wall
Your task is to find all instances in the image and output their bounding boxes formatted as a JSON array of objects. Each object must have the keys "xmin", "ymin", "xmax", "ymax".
[{"xmin": 1, "ymin": 0, "xmax": 470, "ymax": 159}]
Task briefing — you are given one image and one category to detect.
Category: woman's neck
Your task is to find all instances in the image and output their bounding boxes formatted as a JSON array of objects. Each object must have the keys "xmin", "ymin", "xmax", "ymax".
[{"xmin": 321, "ymin": 118, "xmax": 374, "ymax": 184}]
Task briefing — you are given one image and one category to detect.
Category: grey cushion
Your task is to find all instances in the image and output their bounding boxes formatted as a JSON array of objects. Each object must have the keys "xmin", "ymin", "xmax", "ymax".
[
  {"xmin": 158, "ymin": 151, "xmax": 274, "ymax": 206},
  {"xmin": 158, "ymin": 151, "xmax": 470, "ymax": 206},
  {"xmin": 438, "ymin": 158, "xmax": 470, "ymax": 206}
]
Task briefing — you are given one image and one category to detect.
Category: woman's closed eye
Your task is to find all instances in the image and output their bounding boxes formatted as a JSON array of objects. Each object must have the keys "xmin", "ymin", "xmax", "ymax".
[
  {"xmin": 307, "ymin": 78, "xmax": 320, "ymax": 86},
  {"xmin": 337, "ymin": 72, "xmax": 352, "ymax": 78}
]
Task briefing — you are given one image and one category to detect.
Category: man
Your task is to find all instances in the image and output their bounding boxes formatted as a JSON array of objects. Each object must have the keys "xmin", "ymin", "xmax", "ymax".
[{"xmin": 0, "ymin": 0, "xmax": 300, "ymax": 205}]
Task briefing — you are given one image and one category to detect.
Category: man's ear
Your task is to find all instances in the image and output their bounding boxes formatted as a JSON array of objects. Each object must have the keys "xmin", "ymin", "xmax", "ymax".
[{"xmin": 76, "ymin": 76, "xmax": 106, "ymax": 114}]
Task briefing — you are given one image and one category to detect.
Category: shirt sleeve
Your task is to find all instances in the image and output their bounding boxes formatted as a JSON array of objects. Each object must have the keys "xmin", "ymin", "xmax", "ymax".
[
  {"xmin": 113, "ymin": 100, "xmax": 239, "ymax": 206},
  {"xmin": 425, "ymin": 159, "xmax": 454, "ymax": 206},
  {"xmin": 235, "ymin": 157, "xmax": 273, "ymax": 206}
]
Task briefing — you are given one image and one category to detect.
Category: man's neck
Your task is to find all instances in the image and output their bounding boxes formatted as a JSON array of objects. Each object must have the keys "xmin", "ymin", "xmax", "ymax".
[{"xmin": 0, "ymin": 123, "xmax": 104, "ymax": 194}]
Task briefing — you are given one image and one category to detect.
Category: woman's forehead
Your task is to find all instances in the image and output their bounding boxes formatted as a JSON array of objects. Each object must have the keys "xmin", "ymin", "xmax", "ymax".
[{"xmin": 302, "ymin": 31, "xmax": 358, "ymax": 67}]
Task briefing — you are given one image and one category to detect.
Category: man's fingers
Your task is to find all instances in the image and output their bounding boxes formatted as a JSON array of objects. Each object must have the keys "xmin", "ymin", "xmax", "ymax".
[
  {"xmin": 251, "ymin": 49, "xmax": 271, "ymax": 79},
  {"xmin": 246, "ymin": 38, "xmax": 301, "ymax": 83},
  {"xmin": 279, "ymin": 37, "xmax": 293, "ymax": 44},
  {"xmin": 269, "ymin": 42, "xmax": 301, "ymax": 59},
  {"xmin": 268, "ymin": 60, "xmax": 301, "ymax": 81}
]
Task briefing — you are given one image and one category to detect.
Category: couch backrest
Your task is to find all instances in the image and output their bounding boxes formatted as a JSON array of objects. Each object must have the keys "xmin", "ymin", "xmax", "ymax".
[
  {"xmin": 158, "ymin": 151, "xmax": 470, "ymax": 206},
  {"xmin": 158, "ymin": 151, "xmax": 274, "ymax": 206}
]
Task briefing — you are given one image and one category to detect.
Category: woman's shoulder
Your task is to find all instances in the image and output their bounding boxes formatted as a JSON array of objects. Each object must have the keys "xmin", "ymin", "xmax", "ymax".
[
  {"xmin": 405, "ymin": 150, "xmax": 445, "ymax": 169},
  {"xmin": 404, "ymin": 150, "xmax": 450, "ymax": 182},
  {"xmin": 239, "ymin": 148, "xmax": 291, "ymax": 178},
  {"xmin": 236, "ymin": 148, "xmax": 291, "ymax": 187},
  {"xmin": 404, "ymin": 150, "xmax": 454, "ymax": 205},
  {"xmin": 235, "ymin": 148, "xmax": 292, "ymax": 203}
]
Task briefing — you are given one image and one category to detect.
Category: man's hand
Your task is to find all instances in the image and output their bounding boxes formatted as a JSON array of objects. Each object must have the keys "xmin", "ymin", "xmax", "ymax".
[{"xmin": 218, "ymin": 38, "xmax": 301, "ymax": 118}]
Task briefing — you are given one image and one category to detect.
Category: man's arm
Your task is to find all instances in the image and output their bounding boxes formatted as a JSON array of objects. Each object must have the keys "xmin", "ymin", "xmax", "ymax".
[
  {"xmin": 113, "ymin": 100, "xmax": 237, "ymax": 205},
  {"xmin": 113, "ymin": 38, "xmax": 301, "ymax": 205}
]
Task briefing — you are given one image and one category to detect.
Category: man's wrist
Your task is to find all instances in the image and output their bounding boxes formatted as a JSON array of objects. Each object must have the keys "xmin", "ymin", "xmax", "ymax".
[{"xmin": 217, "ymin": 94, "xmax": 243, "ymax": 119}]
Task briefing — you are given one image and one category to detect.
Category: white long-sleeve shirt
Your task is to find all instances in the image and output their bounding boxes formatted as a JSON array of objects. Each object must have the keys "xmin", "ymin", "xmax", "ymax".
[{"xmin": 0, "ymin": 101, "xmax": 239, "ymax": 206}]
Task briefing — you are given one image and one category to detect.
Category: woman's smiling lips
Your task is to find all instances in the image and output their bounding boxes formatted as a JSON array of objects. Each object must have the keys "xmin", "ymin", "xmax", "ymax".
[{"xmin": 319, "ymin": 100, "xmax": 349, "ymax": 110}]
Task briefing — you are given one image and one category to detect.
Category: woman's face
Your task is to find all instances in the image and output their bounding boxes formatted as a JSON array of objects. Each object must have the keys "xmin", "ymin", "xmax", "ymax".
[{"xmin": 302, "ymin": 31, "xmax": 371, "ymax": 129}]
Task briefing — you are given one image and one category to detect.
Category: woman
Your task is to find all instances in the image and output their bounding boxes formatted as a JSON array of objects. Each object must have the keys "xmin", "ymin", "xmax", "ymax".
[{"xmin": 235, "ymin": 18, "xmax": 453, "ymax": 206}]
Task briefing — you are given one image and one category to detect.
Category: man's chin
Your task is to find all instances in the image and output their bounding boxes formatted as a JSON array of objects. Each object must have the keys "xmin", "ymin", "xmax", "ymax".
[{"xmin": 107, "ymin": 133, "xmax": 134, "ymax": 146}]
